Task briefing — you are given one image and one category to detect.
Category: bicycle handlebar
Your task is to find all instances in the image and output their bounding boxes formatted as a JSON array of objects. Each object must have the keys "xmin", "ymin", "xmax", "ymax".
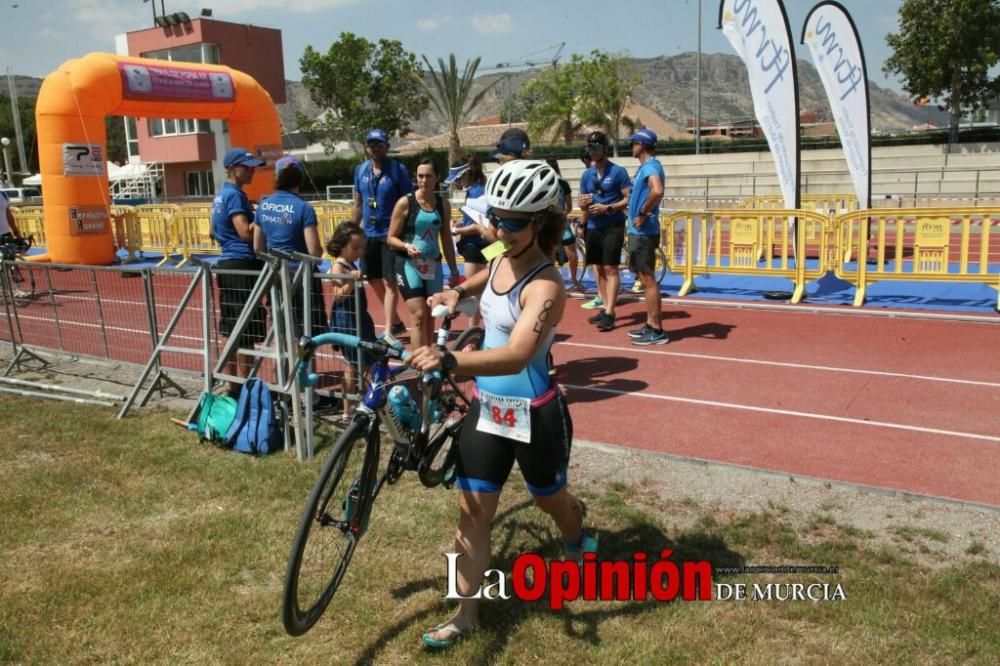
[{"xmin": 297, "ymin": 333, "xmax": 409, "ymax": 388}]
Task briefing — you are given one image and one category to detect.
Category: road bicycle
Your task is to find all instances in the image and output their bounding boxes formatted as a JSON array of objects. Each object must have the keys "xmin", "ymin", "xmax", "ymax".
[
  {"xmin": 281, "ymin": 299, "xmax": 483, "ymax": 636},
  {"xmin": 0, "ymin": 235, "xmax": 36, "ymax": 307}
]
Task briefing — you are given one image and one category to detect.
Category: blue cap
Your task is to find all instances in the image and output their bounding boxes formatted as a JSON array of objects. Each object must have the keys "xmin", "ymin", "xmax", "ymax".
[
  {"xmin": 365, "ymin": 129, "xmax": 389, "ymax": 143},
  {"xmin": 444, "ymin": 163, "xmax": 471, "ymax": 185},
  {"xmin": 494, "ymin": 128, "xmax": 530, "ymax": 158},
  {"xmin": 274, "ymin": 155, "xmax": 305, "ymax": 175},
  {"xmin": 627, "ymin": 128, "xmax": 658, "ymax": 146},
  {"xmin": 223, "ymin": 147, "xmax": 265, "ymax": 168}
]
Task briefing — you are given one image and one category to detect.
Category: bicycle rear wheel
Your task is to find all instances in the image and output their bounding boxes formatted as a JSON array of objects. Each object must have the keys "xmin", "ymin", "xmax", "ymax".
[{"xmin": 282, "ymin": 418, "xmax": 372, "ymax": 636}]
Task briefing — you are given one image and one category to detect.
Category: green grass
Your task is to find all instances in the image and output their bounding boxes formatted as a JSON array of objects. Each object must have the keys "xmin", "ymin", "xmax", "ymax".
[{"xmin": 1, "ymin": 397, "xmax": 999, "ymax": 664}]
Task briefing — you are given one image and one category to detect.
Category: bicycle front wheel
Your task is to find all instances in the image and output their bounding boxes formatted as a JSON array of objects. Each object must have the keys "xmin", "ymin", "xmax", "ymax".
[{"xmin": 282, "ymin": 418, "xmax": 371, "ymax": 636}]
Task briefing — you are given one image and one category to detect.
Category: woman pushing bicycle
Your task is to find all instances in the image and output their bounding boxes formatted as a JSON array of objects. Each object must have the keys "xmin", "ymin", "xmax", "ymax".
[{"xmin": 406, "ymin": 159, "xmax": 596, "ymax": 649}]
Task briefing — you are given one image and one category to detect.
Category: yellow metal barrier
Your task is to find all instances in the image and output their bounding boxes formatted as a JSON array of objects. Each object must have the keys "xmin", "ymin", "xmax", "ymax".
[
  {"xmin": 666, "ymin": 209, "xmax": 830, "ymax": 303},
  {"xmin": 10, "ymin": 206, "xmax": 46, "ymax": 247},
  {"xmin": 834, "ymin": 208, "xmax": 1000, "ymax": 308},
  {"xmin": 171, "ymin": 203, "xmax": 218, "ymax": 266},
  {"xmin": 134, "ymin": 204, "xmax": 180, "ymax": 266},
  {"xmin": 109, "ymin": 205, "xmax": 141, "ymax": 262}
]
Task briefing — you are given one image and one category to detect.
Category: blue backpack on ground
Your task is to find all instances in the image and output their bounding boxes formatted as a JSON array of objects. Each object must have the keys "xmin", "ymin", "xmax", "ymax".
[{"xmin": 223, "ymin": 378, "xmax": 284, "ymax": 455}]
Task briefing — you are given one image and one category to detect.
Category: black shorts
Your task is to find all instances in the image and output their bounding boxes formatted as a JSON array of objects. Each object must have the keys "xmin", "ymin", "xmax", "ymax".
[
  {"xmin": 585, "ymin": 224, "xmax": 625, "ymax": 267},
  {"xmin": 454, "ymin": 390, "xmax": 573, "ymax": 496},
  {"xmin": 628, "ymin": 235, "xmax": 659, "ymax": 274},
  {"xmin": 361, "ymin": 236, "xmax": 394, "ymax": 281},
  {"xmin": 458, "ymin": 243, "xmax": 488, "ymax": 265},
  {"xmin": 215, "ymin": 258, "xmax": 266, "ymax": 347}
]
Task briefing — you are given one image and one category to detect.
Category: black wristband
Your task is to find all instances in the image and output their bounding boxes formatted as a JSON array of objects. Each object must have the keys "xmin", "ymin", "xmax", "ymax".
[{"xmin": 452, "ymin": 284, "xmax": 466, "ymax": 298}]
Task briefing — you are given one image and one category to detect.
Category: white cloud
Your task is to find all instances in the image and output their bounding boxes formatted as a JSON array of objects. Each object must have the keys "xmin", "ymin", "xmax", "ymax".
[
  {"xmin": 470, "ymin": 13, "xmax": 514, "ymax": 34},
  {"xmin": 194, "ymin": 0, "xmax": 360, "ymax": 13},
  {"xmin": 417, "ymin": 15, "xmax": 451, "ymax": 32}
]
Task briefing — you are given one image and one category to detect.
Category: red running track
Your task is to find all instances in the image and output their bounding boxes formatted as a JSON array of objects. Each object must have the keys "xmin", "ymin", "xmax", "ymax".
[
  {"xmin": 5, "ymin": 267, "xmax": 998, "ymax": 506},
  {"xmin": 553, "ymin": 297, "xmax": 1000, "ymax": 507}
]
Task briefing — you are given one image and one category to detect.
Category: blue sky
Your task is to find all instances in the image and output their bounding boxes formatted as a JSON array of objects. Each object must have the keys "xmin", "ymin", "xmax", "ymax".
[{"xmin": 1, "ymin": 0, "xmax": 908, "ymax": 92}]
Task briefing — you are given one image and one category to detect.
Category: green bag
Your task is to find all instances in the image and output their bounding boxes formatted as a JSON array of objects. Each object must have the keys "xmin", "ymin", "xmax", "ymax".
[{"xmin": 193, "ymin": 392, "xmax": 239, "ymax": 444}]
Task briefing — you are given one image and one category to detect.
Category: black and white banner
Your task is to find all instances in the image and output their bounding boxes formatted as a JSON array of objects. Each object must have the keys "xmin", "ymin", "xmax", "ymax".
[
  {"xmin": 719, "ymin": 0, "xmax": 800, "ymax": 210},
  {"xmin": 802, "ymin": 1, "xmax": 870, "ymax": 208}
]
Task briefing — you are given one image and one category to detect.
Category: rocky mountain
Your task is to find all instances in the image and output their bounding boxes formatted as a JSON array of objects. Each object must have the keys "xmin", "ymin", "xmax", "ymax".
[{"xmin": 281, "ymin": 52, "xmax": 948, "ymax": 139}]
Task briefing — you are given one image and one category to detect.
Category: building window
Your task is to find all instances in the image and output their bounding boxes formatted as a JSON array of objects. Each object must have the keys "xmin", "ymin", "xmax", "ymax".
[
  {"xmin": 186, "ymin": 170, "xmax": 215, "ymax": 196},
  {"xmin": 148, "ymin": 118, "xmax": 212, "ymax": 137},
  {"xmin": 141, "ymin": 43, "xmax": 219, "ymax": 65},
  {"xmin": 124, "ymin": 116, "xmax": 139, "ymax": 159}
]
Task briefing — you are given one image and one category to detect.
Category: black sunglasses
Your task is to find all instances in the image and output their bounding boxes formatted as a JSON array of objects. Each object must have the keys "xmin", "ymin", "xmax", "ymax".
[{"xmin": 488, "ymin": 211, "xmax": 534, "ymax": 232}]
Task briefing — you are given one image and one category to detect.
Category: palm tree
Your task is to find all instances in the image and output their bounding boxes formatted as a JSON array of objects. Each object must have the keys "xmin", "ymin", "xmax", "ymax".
[{"xmin": 419, "ymin": 54, "xmax": 498, "ymax": 166}]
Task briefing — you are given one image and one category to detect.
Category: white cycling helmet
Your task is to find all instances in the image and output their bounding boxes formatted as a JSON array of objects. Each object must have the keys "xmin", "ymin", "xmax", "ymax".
[{"xmin": 485, "ymin": 160, "xmax": 561, "ymax": 213}]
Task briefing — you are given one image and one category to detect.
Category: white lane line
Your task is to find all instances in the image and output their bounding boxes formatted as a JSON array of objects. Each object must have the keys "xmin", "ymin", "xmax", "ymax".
[
  {"xmin": 563, "ymin": 383, "xmax": 1000, "ymax": 444},
  {"xmin": 557, "ymin": 341, "xmax": 1000, "ymax": 389}
]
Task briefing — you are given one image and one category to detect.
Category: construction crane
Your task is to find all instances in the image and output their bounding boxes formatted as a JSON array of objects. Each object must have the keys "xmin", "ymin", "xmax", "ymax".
[{"xmin": 481, "ymin": 43, "xmax": 565, "ymax": 127}]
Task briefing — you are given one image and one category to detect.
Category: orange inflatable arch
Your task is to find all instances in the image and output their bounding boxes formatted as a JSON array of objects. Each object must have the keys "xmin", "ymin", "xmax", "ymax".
[{"xmin": 35, "ymin": 52, "xmax": 281, "ymax": 265}]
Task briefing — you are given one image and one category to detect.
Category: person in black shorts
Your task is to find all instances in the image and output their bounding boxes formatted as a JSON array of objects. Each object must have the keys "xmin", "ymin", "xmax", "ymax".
[
  {"xmin": 211, "ymin": 147, "xmax": 267, "ymax": 396},
  {"xmin": 578, "ymin": 131, "xmax": 632, "ymax": 331},
  {"xmin": 407, "ymin": 160, "xmax": 595, "ymax": 650},
  {"xmin": 351, "ymin": 129, "xmax": 412, "ymax": 343}
]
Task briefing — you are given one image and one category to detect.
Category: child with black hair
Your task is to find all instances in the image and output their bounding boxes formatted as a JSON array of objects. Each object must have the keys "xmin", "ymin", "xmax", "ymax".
[{"xmin": 326, "ymin": 221, "xmax": 377, "ymax": 423}]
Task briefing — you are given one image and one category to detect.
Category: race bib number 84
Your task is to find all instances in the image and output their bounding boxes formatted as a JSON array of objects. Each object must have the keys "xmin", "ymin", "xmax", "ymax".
[{"xmin": 476, "ymin": 389, "xmax": 531, "ymax": 443}]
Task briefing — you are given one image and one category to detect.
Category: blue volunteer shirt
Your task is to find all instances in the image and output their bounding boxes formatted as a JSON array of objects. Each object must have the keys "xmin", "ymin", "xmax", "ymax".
[
  {"xmin": 353, "ymin": 159, "xmax": 413, "ymax": 238},
  {"xmin": 211, "ymin": 182, "xmax": 255, "ymax": 260},
  {"xmin": 579, "ymin": 161, "xmax": 631, "ymax": 231},
  {"xmin": 256, "ymin": 190, "xmax": 317, "ymax": 254},
  {"xmin": 456, "ymin": 182, "xmax": 488, "ymax": 250},
  {"xmin": 627, "ymin": 157, "xmax": 666, "ymax": 237}
]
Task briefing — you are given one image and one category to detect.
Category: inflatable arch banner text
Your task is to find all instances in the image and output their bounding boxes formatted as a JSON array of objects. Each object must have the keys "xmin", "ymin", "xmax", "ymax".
[{"xmin": 35, "ymin": 53, "xmax": 281, "ymax": 265}]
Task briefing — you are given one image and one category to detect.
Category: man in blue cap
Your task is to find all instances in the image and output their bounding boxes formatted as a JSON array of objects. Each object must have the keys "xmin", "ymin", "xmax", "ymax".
[
  {"xmin": 212, "ymin": 146, "xmax": 267, "ymax": 395},
  {"xmin": 624, "ymin": 128, "xmax": 668, "ymax": 345},
  {"xmin": 352, "ymin": 129, "xmax": 411, "ymax": 341}
]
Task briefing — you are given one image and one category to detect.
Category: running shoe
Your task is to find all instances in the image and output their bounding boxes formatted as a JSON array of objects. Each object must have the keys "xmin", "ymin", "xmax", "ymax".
[
  {"xmin": 587, "ymin": 311, "xmax": 607, "ymax": 324},
  {"xmin": 580, "ymin": 296, "xmax": 604, "ymax": 310},
  {"xmin": 564, "ymin": 529, "xmax": 598, "ymax": 561},
  {"xmin": 631, "ymin": 328, "xmax": 669, "ymax": 345},
  {"xmin": 627, "ymin": 324, "xmax": 653, "ymax": 339},
  {"xmin": 630, "ymin": 280, "xmax": 643, "ymax": 293},
  {"xmin": 595, "ymin": 313, "xmax": 615, "ymax": 332}
]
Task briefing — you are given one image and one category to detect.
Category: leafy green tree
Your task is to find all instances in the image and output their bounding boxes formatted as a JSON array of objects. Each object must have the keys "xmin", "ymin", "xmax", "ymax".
[
  {"xmin": 419, "ymin": 54, "xmax": 497, "ymax": 166},
  {"xmin": 299, "ymin": 33, "xmax": 428, "ymax": 153},
  {"xmin": 577, "ymin": 52, "xmax": 640, "ymax": 156},
  {"xmin": 884, "ymin": 0, "xmax": 1000, "ymax": 143},
  {"xmin": 522, "ymin": 57, "xmax": 585, "ymax": 145}
]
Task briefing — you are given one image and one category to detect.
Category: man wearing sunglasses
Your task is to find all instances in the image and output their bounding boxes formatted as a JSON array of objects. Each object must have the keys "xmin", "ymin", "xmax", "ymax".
[
  {"xmin": 578, "ymin": 131, "xmax": 632, "ymax": 331},
  {"xmin": 211, "ymin": 147, "xmax": 267, "ymax": 396},
  {"xmin": 352, "ymin": 129, "xmax": 411, "ymax": 342}
]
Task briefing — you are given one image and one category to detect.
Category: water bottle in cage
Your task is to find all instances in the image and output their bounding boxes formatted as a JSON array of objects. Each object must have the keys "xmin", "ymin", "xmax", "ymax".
[{"xmin": 387, "ymin": 385, "xmax": 419, "ymax": 431}]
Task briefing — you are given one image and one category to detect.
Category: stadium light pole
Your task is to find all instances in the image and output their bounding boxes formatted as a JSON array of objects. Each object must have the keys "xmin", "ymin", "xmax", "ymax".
[
  {"xmin": 695, "ymin": 0, "xmax": 702, "ymax": 155},
  {"xmin": 1, "ymin": 137, "xmax": 13, "ymax": 187}
]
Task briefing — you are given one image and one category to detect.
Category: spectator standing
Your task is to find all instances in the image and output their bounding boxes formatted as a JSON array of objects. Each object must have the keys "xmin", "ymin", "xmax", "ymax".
[
  {"xmin": 351, "ymin": 129, "xmax": 411, "ymax": 344},
  {"xmin": 253, "ymin": 155, "xmax": 327, "ymax": 337},
  {"xmin": 625, "ymin": 129, "xmax": 668, "ymax": 345},
  {"xmin": 387, "ymin": 159, "xmax": 459, "ymax": 349},
  {"xmin": 327, "ymin": 222, "xmax": 377, "ymax": 424},
  {"xmin": 447, "ymin": 155, "xmax": 489, "ymax": 328},
  {"xmin": 578, "ymin": 131, "xmax": 632, "ymax": 331},
  {"xmin": 211, "ymin": 147, "xmax": 267, "ymax": 396}
]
